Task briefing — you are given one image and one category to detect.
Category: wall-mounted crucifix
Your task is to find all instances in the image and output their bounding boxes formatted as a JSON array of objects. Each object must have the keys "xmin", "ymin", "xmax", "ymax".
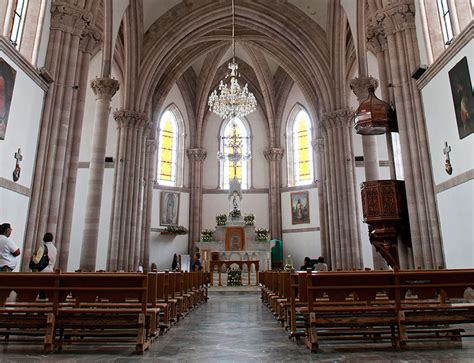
[
  {"xmin": 443, "ymin": 141, "xmax": 452, "ymax": 175},
  {"xmin": 12, "ymin": 148, "xmax": 22, "ymax": 182}
]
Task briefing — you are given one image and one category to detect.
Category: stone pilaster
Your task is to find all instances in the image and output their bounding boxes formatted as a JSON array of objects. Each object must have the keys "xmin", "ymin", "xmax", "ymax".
[
  {"xmin": 21, "ymin": 2, "xmax": 98, "ymax": 271},
  {"xmin": 79, "ymin": 77, "xmax": 119, "ymax": 272},
  {"xmin": 107, "ymin": 110, "xmax": 149, "ymax": 271},
  {"xmin": 263, "ymin": 147, "xmax": 284, "ymax": 240},
  {"xmin": 375, "ymin": 0, "xmax": 444, "ymax": 268},
  {"xmin": 187, "ymin": 148, "xmax": 207, "ymax": 253},
  {"xmin": 321, "ymin": 109, "xmax": 362, "ymax": 270}
]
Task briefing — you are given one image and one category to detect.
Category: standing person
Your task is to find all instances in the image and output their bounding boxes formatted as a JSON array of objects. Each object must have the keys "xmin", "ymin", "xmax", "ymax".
[
  {"xmin": 190, "ymin": 252, "xmax": 203, "ymax": 271},
  {"xmin": 41, "ymin": 233, "xmax": 57, "ymax": 272},
  {"xmin": 314, "ymin": 256, "xmax": 328, "ymax": 271},
  {"xmin": 0, "ymin": 223, "xmax": 20, "ymax": 272}
]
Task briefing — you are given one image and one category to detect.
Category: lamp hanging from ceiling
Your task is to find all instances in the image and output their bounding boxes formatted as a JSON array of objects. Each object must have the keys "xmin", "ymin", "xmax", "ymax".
[{"xmin": 208, "ymin": 0, "xmax": 257, "ymax": 120}]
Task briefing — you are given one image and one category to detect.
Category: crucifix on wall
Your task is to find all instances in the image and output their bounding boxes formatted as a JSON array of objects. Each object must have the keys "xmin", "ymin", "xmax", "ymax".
[
  {"xmin": 443, "ymin": 141, "xmax": 453, "ymax": 175},
  {"xmin": 12, "ymin": 148, "xmax": 22, "ymax": 182}
]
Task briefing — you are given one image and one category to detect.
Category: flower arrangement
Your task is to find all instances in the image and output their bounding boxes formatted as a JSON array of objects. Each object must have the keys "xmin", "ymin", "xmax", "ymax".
[
  {"xmin": 255, "ymin": 227, "xmax": 270, "ymax": 241},
  {"xmin": 229, "ymin": 209, "xmax": 241, "ymax": 219},
  {"xmin": 200, "ymin": 229, "xmax": 214, "ymax": 242},
  {"xmin": 163, "ymin": 225, "xmax": 187, "ymax": 234},
  {"xmin": 244, "ymin": 214, "xmax": 255, "ymax": 226},
  {"xmin": 216, "ymin": 214, "xmax": 227, "ymax": 226},
  {"xmin": 227, "ymin": 266, "xmax": 242, "ymax": 286}
]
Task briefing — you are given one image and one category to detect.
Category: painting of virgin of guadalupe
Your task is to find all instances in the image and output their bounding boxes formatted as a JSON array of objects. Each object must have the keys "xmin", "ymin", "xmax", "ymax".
[
  {"xmin": 160, "ymin": 191, "xmax": 180, "ymax": 226},
  {"xmin": 448, "ymin": 57, "xmax": 474, "ymax": 139},
  {"xmin": 0, "ymin": 58, "xmax": 17, "ymax": 140}
]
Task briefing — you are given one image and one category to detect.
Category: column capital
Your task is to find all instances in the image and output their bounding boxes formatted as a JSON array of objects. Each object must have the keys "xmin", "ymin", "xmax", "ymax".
[
  {"xmin": 91, "ymin": 77, "xmax": 119, "ymax": 100},
  {"xmin": 264, "ymin": 147, "xmax": 284, "ymax": 161},
  {"xmin": 312, "ymin": 138, "xmax": 325, "ymax": 153},
  {"xmin": 375, "ymin": 0, "xmax": 416, "ymax": 36},
  {"xmin": 186, "ymin": 148, "xmax": 207, "ymax": 161},
  {"xmin": 321, "ymin": 109, "xmax": 354, "ymax": 130},
  {"xmin": 366, "ymin": 22, "xmax": 387, "ymax": 53},
  {"xmin": 146, "ymin": 139, "xmax": 157, "ymax": 155},
  {"xmin": 50, "ymin": 2, "xmax": 92, "ymax": 35},
  {"xmin": 350, "ymin": 76, "xmax": 379, "ymax": 103},
  {"xmin": 79, "ymin": 26, "xmax": 102, "ymax": 54},
  {"xmin": 113, "ymin": 109, "xmax": 148, "ymax": 129}
]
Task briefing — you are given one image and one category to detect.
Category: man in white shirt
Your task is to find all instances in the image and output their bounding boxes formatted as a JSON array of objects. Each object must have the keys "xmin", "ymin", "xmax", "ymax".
[
  {"xmin": 41, "ymin": 232, "xmax": 57, "ymax": 272},
  {"xmin": 0, "ymin": 223, "xmax": 20, "ymax": 272}
]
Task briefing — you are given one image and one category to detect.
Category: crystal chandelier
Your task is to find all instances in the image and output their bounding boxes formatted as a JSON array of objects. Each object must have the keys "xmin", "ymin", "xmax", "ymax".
[
  {"xmin": 208, "ymin": 0, "xmax": 257, "ymax": 120},
  {"xmin": 217, "ymin": 122, "xmax": 251, "ymax": 163}
]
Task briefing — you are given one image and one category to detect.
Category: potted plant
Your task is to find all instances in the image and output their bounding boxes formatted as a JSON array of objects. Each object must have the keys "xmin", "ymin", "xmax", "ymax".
[
  {"xmin": 229, "ymin": 209, "xmax": 241, "ymax": 219},
  {"xmin": 161, "ymin": 225, "xmax": 187, "ymax": 235},
  {"xmin": 216, "ymin": 214, "xmax": 227, "ymax": 226},
  {"xmin": 244, "ymin": 214, "xmax": 255, "ymax": 226},
  {"xmin": 200, "ymin": 229, "xmax": 214, "ymax": 242},
  {"xmin": 227, "ymin": 266, "xmax": 242, "ymax": 286},
  {"xmin": 255, "ymin": 227, "xmax": 269, "ymax": 241}
]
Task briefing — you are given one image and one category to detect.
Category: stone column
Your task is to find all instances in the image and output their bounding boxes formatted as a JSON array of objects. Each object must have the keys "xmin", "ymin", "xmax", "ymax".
[
  {"xmin": 264, "ymin": 148, "xmax": 284, "ymax": 240},
  {"xmin": 321, "ymin": 109, "xmax": 363, "ymax": 270},
  {"xmin": 107, "ymin": 110, "xmax": 149, "ymax": 271},
  {"xmin": 312, "ymin": 138, "xmax": 329, "ymax": 260},
  {"xmin": 187, "ymin": 148, "xmax": 207, "ymax": 253},
  {"xmin": 141, "ymin": 138, "xmax": 157, "ymax": 270},
  {"xmin": 79, "ymin": 77, "xmax": 119, "ymax": 271},
  {"xmin": 376, "ymin": 0, "xmax": 444, "ymax": 268},
  {"xmin": 22, "ymin": 2, "xmax": 97, "ymax": 270}
]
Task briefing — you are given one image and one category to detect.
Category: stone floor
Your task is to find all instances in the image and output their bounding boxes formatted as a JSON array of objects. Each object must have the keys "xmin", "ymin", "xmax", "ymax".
[{"xmin": 1, "ymin": 290, "xmax": 474, "ymax": 362}]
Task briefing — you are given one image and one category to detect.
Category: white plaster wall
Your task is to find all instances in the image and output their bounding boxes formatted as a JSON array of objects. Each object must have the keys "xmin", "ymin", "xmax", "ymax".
[
  {"xmin": 421, "ymin": 40, "xmax": 474, "ymax": 268},
  {"xmin": 68, "ymin": 168, "xmax": 115, "ymax": 271},
  {"xmin": 0, "ymin": 52, "xmax": 45, "ymax": 266},
  {"xmin": 201, "ymin": 193, "xmax": 269, "ymax": 232},
  {"xmin": 282, "ymin": 231, "xmax": 321, "ymax": 270},
  {"xmin": 149, "ymin": 189, "xmax": 190, "ymax": 270}
]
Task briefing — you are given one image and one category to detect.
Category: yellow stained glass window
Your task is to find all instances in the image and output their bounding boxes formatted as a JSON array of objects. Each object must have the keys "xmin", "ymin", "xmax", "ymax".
[
  {"xmin": 293, "ymin": 110, "xmax": 313, "ymax": 185},
  {"xmin": 221, "ymin": 118, "xmax": 249, "ymax": 189},
  {"xmin": 158, "ymin": 111, "xmax": 177, "ymax": 185}
]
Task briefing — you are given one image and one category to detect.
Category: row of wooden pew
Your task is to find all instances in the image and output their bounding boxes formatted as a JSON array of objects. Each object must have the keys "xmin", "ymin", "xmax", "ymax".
[
  {"xmin": 260, "ymin": 269, "xmax": 474, "ymax": 352},
  {"xmin": 0, "ymin": 271, "xmax": 210, "ymax": 353}
]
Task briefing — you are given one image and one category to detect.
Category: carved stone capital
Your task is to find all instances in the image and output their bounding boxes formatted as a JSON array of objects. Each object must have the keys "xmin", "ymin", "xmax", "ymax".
[
  {"xmin": 263, "ymin": 147, "xmax": 284, "ymax": 162},
  {"xmin": 91, "ymin": 77, "xmax": 119, "ymax": 100},
  {"xmin": 375, "ymin": 0, "xmax": 416, "ymax": 36},
  {"xmin": 321, "ymin": 109, "xmax": 354, "ymax": 130},
  {"xmin": 366, "ymin": 22, "xmax": 387, "ymax": 53},
  {"xmin": 80, "ymin": 27, "xmax": 101, "ymax": 54},
  {"xmin": 187, "ymin": 148, "xmax": 207, "ymax": 161},
  {"xmin": 350, "ymin": 76, "xmax": 379, "ymax": 102},
  {"xmin": 113, "ymin": 109, "xmax": 148, "ymax": 129},
  {"xmin": 50, "ymin": 2, "xmax": 92, "ymax": 36},
  {"xmin": 312, "ymin": 138, "xmax": 324, "ymax": 153},
  {"xmin": 146, "ymin": 139, "xmax": 157, "ymax": 155}
]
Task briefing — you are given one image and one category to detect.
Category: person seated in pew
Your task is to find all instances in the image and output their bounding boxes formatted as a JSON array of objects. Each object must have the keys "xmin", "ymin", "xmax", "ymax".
[
  {"xmin": 300, "ymin": 256, "xmax": 313, "ymax": 271},
  {"xmin": 191, "ymin": 252, "xmax": 203, "ymax": 271},
  {"xmin": 314, "ymin": 256, "xmax": 328, "ymax": 271}
]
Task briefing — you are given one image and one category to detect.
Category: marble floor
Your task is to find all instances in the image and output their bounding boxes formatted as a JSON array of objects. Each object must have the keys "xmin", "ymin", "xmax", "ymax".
[{"xmin": 1, "ymin": 290, "xmax": 474, "ymax": 362}]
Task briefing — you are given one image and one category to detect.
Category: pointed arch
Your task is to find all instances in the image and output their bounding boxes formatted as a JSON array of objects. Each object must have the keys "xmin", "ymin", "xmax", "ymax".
[
  {"xmin": 286, "ymin": 104, "xmax": 314, "ymax": 186},
  {"xmin": 156, "ymin": 104, "xmax": 185, "ymax": 186}
]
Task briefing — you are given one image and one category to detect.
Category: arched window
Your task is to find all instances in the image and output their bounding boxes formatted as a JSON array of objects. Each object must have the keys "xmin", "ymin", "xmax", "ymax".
[
  {"xmin": 9, "ymin": 0, "xmax": 29, "ymax": 48},
  {"xmin": 287, "ymin": 107, "xmax": 314, "ymax": 186},
  {"xmin": 219, "ymin": 118, "xmax": 251, "ymax": 189},
  {"xmin": 436, "ymin": 0, "xmax": 454, "ymax": 45},
  {"xmin": 157, "ymin": 107, "xmax": 184, "ymax": 186}
]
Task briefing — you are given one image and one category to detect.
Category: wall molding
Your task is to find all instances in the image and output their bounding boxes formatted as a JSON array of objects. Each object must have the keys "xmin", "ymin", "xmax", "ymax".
[
  {"xmin": 202, "ymin": 187, "xmax": 269, "ymax": 194},
  {"xmin": 154, "ymin": 184, "xmax": 191, "ymax": 193},
  {"xmin": 0, "ymin": 176, "xmax": 30, "ymax": 197},
  {"xmin": 417, "ymin": 21, "xmax": 473, "ymax": 90},
  {"xmin": 77, "ymin": 161, "xmax": 115, "ymax": 169},
  {"xmin": 435, "ymin": 169, "xmax": 474, "ymax": 194},
  {"xmin": 281, "ymin": 183, "xmax": 318, "ymax": 193},
  {"xmin": 0, "ymin": 36, "xmax": 49, "ymax": 91},
  {"xmin": 282, "ymin": 227, "xmax": 320, "ymax": 234}
]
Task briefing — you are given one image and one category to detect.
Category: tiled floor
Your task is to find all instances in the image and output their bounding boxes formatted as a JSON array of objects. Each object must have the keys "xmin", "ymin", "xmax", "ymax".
[{"xmin": 1, "ymin": 290, "xmax": 474, "ymax": 362}]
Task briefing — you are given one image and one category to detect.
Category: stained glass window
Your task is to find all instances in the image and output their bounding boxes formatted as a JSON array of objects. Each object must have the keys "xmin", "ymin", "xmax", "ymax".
[
  {"xmin": 292, "ymin": 110, "xmax": 313, "ymax": 185},
  {"xmin": 437, "ymin": 0, "xmax": 453, "ymax": 45},
  {"xmin": 157, "ymin": 110, "xmax": 178, "ymax": 186},
  {"xmin": 9, "ymin": 0, "xmax": 29, "ymax": 49}
]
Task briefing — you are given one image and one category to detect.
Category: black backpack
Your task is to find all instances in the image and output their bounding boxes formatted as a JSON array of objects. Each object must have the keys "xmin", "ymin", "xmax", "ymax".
[{"xmin": 29, "ymin": 244, "xmax": 49, "ymax": 272}]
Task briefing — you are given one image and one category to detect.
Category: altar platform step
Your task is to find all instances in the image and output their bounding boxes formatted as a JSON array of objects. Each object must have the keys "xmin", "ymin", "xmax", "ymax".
[{"xmin": 208, "ymin": 285, "xmax": 260, "ymax": 295}]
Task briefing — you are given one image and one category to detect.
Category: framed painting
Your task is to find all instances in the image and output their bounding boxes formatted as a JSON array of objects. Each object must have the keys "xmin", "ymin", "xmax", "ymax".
[
  {"xmin": 448, "ymin": 56, "xmax": 474, "ymax": 139},
  {"xmin": 0, "ymin": 58, "xmax": 17, "ymax": 140},
  {"xmin": 290, "ymin": 191, "xmax": 310, "ymax": 224},
  {"xmin": 160, "ymin": 191, "xmax": 180, "ymax": 226}
]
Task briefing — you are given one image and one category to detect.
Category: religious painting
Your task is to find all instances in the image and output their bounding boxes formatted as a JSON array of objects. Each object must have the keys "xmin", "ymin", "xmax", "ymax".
[
  {"xmin": 225, "ymin": 227, "xmax": 245, "ymax": 251},
  {"xmin": 160, "ymin": 191, "xmax": 180, "ymax": 226},
  {"xmin": 448, "ymin": 57, "xmax": 474, "ymax": 139},
  {"xmin": 0, "ymin": 58, "xmax": 17, "ymax": 140},
  {"xmin": 290, "ymin": 191, "xmax": 310, "ymax": 224}
]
